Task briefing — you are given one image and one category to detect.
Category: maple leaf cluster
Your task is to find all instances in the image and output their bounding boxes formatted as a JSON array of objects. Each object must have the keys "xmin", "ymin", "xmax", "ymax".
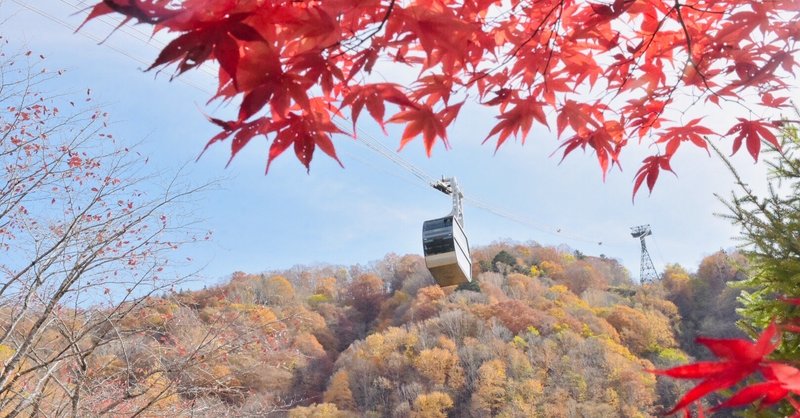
[
  {"xmin": 652, "ymin": 297, "xmax": 800, "ymax": 416},
  {"xmin": 84, "ymin": 0, "xmax": 796, "ymax": 194}
]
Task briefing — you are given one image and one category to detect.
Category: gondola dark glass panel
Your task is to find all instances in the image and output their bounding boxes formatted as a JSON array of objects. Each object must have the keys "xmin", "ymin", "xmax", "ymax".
[{"xmin": 422, "ymin": 215, "xmax": 472, "ymax": 287}]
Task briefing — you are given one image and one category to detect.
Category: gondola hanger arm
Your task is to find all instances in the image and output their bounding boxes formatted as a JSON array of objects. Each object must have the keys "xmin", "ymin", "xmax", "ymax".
[
  {"xmin": 431, "ymin": 179, "xmax": 452, "ymax": 195},
  {"xmin": 431, "ymin": 177, "xmax": 464, "ymax": 226}
]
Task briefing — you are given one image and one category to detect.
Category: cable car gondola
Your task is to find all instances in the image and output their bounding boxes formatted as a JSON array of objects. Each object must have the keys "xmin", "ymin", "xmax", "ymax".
[{"xmin": 423, "ymin": 177, "xmax": 472, "ymax": 287}]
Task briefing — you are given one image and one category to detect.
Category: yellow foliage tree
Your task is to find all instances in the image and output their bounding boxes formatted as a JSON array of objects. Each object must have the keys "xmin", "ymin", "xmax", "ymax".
[
  {"xmin": 414, "ymin": 347, "xmax": 465, "ymax": 388},
  {"xmin": 379, "ymin": 327, "xmax": 418, "ymax": 358},
  {"xmin": 289, "ymin": 402, "xmax": 351, "ymax": 418},
  {"xmin": 605, "ymin": 305, "xmax": 677, "ymax": 355},
  {"xmin": 315, "ymin": 277, "xmax": 338, "ymax": 300},
  {"xmin": 529, "ymin": 265, "xmax": 541, "ymax": 277},
  {"xmin": 0, "ymin": 345, "xmax": 14, "ymax": 363},
  {"xmin": 412, "ymin": 392, "xmax": 454, "ymax": 418},
  {"xmin": 502, "ymin": 378, "xmax": 543, "ymax": 417},
  {"xmin": 661, "ymin": 264, "xmax": 691, "ymax": 294},
  {"xmin": 471, "ymin": 359, "xmax": 508, "ymax": 416},
  {"xmin": 417, "ymin": 285, "xmax": 445, "ymax": 301},
  {"xmin": 539, "ymin": 261, "xmax": 565, "ymax": 281},
  {"xmin": 246, "ymin": 305, "xmax": 280, "ymax": 328},
  {"xmin": 264, "ymin": 275, "xmax": 296, "ymax": 304},
  {"xmin": 139, "ymin": 372, "xmax": 181, "ymax": 412},
  {"xmin": 436, "ymin": 336, "xmax": 456, "ymax": 352}
]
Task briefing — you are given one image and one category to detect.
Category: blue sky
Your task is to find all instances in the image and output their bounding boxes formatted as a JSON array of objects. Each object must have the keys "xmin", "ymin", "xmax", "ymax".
[{"xmin": 3, "ymin": 1, "xmax": 781, "ymax": 284}]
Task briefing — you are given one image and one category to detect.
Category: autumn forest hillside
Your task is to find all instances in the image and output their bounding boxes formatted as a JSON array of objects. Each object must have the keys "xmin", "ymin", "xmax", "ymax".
[
  {"xmin": 6, "ymin": 0, "xmax": 800, "ymax": 413},
  {"xmin": 48, "ymin": 241, "xmax": 748, "ymax": 417}
]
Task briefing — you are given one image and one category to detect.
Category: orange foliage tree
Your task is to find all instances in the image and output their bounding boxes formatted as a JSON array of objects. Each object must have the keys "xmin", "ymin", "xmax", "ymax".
[{"xmin": 323, "ymin": 370, "xmax": 355, "ymax": 411}]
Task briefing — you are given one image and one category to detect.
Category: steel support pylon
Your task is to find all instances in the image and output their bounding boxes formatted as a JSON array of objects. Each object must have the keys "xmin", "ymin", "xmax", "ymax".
[{"xmin": 631, "ymin": 225, "xmax": 659, "ymax": 283}]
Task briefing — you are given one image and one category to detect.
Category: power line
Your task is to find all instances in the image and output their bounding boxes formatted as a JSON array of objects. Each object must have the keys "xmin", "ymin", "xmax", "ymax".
[
  {"xmin": 650, "ymin": 234, "xmax": 668, "ymax": 268},
  {"xmin": 18, "ymin": 0, "xmax": 630, "ymax": 249},
  {"xmin": 65, "ymin": 0, "xmax": 163, "ymax": 45},
  {"xmin": 13, "ymin": 0, "xmax": 212, "ymax": 95},
  {"xmin": 331, "ymin": 117, "xmax": 628, "ymax": 246},
  {"xmin": 464, "ymin": 195, "xmax": 627, "ymax": 246},
  {"xmin": 58, "ymin": 0, "xmax": 224, "ymax": 81},
  {"xmin": 338, "ymin": 148, "xmax": 433, "ymax": 193},
  {"xmin": 20, "ymin": 0, "xmax": 438, "ymax": 192},
  {"xmin": 20, "ymin": 0, "xmax": 437, "ymax": 197},
  {"xmin": 332, "ymin": 117, "xmax": 437, "ymax": 186}
]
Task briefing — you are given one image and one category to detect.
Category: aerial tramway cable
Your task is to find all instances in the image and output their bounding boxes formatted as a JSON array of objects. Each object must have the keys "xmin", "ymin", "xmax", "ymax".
[{"xmin": 24, "ymin": 0, "xmax": 628, "ymax": 249}]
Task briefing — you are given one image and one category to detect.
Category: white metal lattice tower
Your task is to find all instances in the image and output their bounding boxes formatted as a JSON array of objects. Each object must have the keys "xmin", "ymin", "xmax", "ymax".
[{"xmin": 630, "ymin": 225, "xmax": 659, "ymax": 283}]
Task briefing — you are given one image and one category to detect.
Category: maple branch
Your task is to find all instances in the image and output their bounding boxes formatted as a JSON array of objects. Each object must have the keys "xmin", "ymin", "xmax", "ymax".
[
  {"xmin": 100, "ymin": 0, "xmax": 179, "ymax": 25},
  {"xmin": 678, "ymin": 3, "xmax": 726, "ymax": 15},
  {"xmin": 642, "ymin": 81, "xmax": 681, "ymax": 152},
  {"xmin": 502, "ymin": 1, "xmax": 563, "ymax": 67},
  {"xmin": 335, "ymin": 0, "xmax": 395, "ymax": 57},
  {"xmin": 608, "ymin": 4, "xmax": 676, "ymax": 100},
  {"xmin": 674, "ymin": 1, "xmax": 763, "ymax": 121},
  {"xmin": 673, "ymin": 1, "xmax": 735, "ymax": 105},
  {"xmin": 468, "ymin": 0, "xmax": 563, "ymax": 87},
  {"xmin": 673, "ymin": 2, "xmax": 704, "ymax": 80},
  {"xmin": 540, "ymin": 0, "xmax": 566, "ymax": 83}
]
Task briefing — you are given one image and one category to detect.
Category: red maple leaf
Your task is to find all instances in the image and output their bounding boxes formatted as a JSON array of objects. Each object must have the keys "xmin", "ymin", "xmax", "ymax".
[
  {"xmin": 761, "ymin": 93, "xmax": 790, "ymax": 108},
  {"xmin": 711, "ymin": 381, "xmax": 787, "ymax": 411},
  {"xmin": 650, "ymin": 323, "xmax": 779, "ymax": 415},
  {"xmin": 84, "ymin": 0, "xmax": 799, "ymax": 189},
  {"xmin": 763, "ymin": 362, "xmax": 800, "ymax": 393},
  {"xmin": 77, "ymin": 2, "xmax": 116, "ymax": 31},
  {"xmin": 557, "ymin": 120, "xmax": 624, "ymax": 180},
  {"xmin": 656, "ymin": 118, "xmax": 713, "ymax": 156},
  {"xmin": 778, "ymin": 296, "xmax": 800, "ymax": 306},
  {"xmin": 266, "ymin": 101, "xmax": 344, "ymax": 173},
  {"xmin": 389, "ymin": 103, "xmax": 462, "ymax": 156},
  {"xmin": 712, "ymin": 363, "xmax": 800, "ymax": 412},
  {"xmin": 341, "ymin": 83, "xmax": 416, "ymax": 133},
  {"xmin": 632, "ymin": 155, "xmax": 674, "ymax": 199},
  {"xmin": 68, "ymin": 155, "xmax": 83, "ymax": 168},
  {"xmin": 727, "ymin": 118, "xmax": 780, "ymax": 161},
  {"xmin": 483, "ymin": 98, "xmax": 547, "ymax": 152}
]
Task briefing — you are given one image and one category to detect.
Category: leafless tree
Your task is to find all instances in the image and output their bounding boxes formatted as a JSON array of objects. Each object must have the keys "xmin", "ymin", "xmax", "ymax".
[{"xmin": 0, "ymin": 47, "xmax": 219, "ymax": 417}]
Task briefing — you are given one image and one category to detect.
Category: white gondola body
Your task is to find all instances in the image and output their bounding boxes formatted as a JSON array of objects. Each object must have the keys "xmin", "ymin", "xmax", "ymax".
[{"xmin": 422, "ymin": 215, "xmax": 472, "ymax": 287}]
